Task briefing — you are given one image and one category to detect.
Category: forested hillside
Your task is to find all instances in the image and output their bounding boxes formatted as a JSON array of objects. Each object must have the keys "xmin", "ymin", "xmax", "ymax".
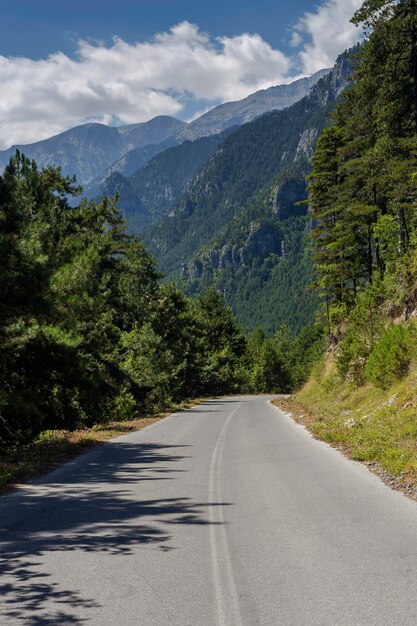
[
  {"xmin": 309, "ymin": 0, "xmax": 417, "ymax": 369},
  {"xmin": 0, "ymin": 153, "xmax": 323, "ymax": 463},
  {"xmin": 184, "ymin": 163, "xmax": 317, "ymax": 333},
  {"xmin": 145, "ymin": 49, "xmax": 355, "ymax": 331},
  {"xmin": 95, "ymin": 129, "xmax": 234, "ymax": 232},
  {"xmin": 292, "ymin": 0, "xmax": 417, "ymax": 480}
]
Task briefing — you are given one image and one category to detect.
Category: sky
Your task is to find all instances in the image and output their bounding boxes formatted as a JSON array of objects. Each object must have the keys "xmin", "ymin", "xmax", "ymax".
[{"xmin": 0, "ymin": 0, "xmax": 364, "ymax": 149}]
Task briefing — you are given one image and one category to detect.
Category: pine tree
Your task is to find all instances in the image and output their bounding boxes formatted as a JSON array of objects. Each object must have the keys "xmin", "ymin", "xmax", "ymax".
[{"xmin": 308, "ymin": 0, "xmax": 417, "ymax": 314}]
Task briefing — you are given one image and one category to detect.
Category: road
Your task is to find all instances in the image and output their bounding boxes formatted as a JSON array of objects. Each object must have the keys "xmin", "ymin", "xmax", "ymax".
[{"xmin": 2, "ymin": 396, "xmax": 417, "ymax": 625}]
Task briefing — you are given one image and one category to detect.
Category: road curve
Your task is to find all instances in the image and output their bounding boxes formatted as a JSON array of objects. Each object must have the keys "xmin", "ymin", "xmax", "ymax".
[{"xmin": 2, "ymin": 396, "xmax": 417, "ymax": 625}]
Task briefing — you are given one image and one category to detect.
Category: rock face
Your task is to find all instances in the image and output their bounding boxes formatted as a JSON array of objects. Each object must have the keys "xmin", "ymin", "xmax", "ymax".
[
  {"xmin": 182, "ymin": 171, "xmax": 309, "ymax": 276},
  {"xmin": 309, "ymin": 45, "xmax": 359, "ymax": 107},
  {"xmin": 200, "ymin": 223, "xmax": 281, "ymax": 272},
  {"xmin": 294, "ymin": 129, "xmax": 319, "ymax": 160}
]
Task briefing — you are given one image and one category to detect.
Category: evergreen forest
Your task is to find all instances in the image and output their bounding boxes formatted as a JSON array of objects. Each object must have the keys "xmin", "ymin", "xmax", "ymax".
[
  {"xmin": 308, "ymin": 0, "xmax": 417, "ymax": 384},
  {"xmin": 0, "ymin": 154, "xmax": 321, "ymax": 451}
]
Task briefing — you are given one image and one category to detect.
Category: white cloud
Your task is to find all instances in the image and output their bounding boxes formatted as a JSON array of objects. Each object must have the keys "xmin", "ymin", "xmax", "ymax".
[
  {"xmin": 0, "ymin": 22, "xmax": 291, "ymax": 149},
  {"xmin": 0, "ymin": 4, "xmax": 364, "ymax": 150},
  {"xmin": 290, "ymin": 32, "xmax": 303, "ymax": 48},
  {"xmin": 292, "ymin": 0, "xmax": 363, "ymax": 74}
]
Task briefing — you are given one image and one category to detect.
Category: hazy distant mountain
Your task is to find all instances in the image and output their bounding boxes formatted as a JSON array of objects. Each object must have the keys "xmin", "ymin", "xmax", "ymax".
[
  {"xmin": 0, "ymin": 70, "xmax": 329, "ymax": 188},
  {"xmin": 179, "ymin": 68, "xmax": 330, "ymax": 140},
  {"xmin": 0, "ymin": 116, "xmax": 187, "ymax": 185}
]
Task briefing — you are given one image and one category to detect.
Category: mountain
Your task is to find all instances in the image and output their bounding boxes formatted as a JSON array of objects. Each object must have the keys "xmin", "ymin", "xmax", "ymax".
[
  {"xmin": 94, "ymin": 128, "xmax": 235, "ymax": 231},
  {"xmin": 0, "ymin": 70, "xmax": 328, "ymax": 189},
  {"xmin": 94, "ymin": 137, "xmax": 178, "ymax": 181},
  {"xmin": 144, "ymin": 49, "xmax": 356, "ymax": 332},
  {"xmin": 179, "ymin": 68, "xmax": 330, "ymax": 140},
  {"xmin": 0, "ymin": 116, "xmax": 187, "ymax": 186},
  {"xmin": 82, "ymin": 136, "xmax": 180, "ymax": 200},
  {"xmin": 86, "ymin": 69, "xmax": 330, "ymax": 197}
]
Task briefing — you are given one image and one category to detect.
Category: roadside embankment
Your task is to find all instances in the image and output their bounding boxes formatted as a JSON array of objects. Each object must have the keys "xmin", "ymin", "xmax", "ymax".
[{"xmin": 273, "ymin": 353, "xmax": 417, "ymax": 501}]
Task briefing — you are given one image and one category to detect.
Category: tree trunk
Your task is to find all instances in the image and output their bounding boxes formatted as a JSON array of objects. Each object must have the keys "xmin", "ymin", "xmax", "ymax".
[
  {"xmin": 411, "ymin": 6, "xmax": 417, "ymax": 129},
  {"xmin": 367, "ymin": 222, "xmax": 373, "ymax": 284}
]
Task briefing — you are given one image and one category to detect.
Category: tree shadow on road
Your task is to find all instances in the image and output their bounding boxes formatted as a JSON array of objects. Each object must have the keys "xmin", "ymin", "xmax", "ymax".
[{"xmin": 0, "ymin": 441, "xmax": 231, "ymax": 625}]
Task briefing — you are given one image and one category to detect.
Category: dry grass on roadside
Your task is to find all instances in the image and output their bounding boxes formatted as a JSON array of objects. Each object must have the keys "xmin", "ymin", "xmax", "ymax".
[{"xmin": 273, "ymin": 357, "xmax": 417, "ymax": 500}]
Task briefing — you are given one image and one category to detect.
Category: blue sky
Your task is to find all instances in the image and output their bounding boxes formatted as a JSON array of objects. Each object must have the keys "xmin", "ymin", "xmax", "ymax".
[
  {"xmin": 2, "ymin": 0, "xmax": 315, "ymax": 59},
  {"xmin": 0, "ymin": 0, "xmax": 363, "ymax": 149}
]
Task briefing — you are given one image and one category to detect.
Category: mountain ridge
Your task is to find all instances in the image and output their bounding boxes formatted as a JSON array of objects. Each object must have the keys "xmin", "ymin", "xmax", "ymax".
[
  {"xmin": 0, "ymin": 69, "xmax": 329, "ymax": 188},
  {"xmin": 0, "ymin": 117, "xmax": 188, "ymax": 186},
  {"xmin": 143, "ymin": 48, "xmax": 357, "ymax": 332},
  {"xmin": 180, "ymin": 69, "xmax": 330, "ymax": 140}
]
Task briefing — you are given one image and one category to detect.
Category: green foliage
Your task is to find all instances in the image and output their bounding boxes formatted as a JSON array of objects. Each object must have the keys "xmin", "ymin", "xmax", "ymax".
[
  {"xmin": 335, "ymin": 280, "xmax": 385, "ymax": 384},
  {"xmin": 365, "ymin": 323, "xmax": 415, "ymax": 388},
  {"xmin": 245, "ymin": 323, "xmax": 325, "ymax": 394},
  {"xmin": 337, "ymin": 331, "xmax": 370, "ymax": 386},
  {"xmin": 295, "ymin": 1, "xmax": 417, "ymax": 480},
  {"xmin": 306, "ymin": 0, "xmax": 417, "ymax": 396},
  {"xmin": 309, "ymin": 0, "xmax": 417, "ymax": 307},
  {"xmin": 251, "ymin": 341, "xmax": 290, "ymax": 393},
  {"xmin": 372, "ymin": 214, "xmax": 399, "ymax": 270},
  {"xmin": 191, "ymin": 289, "xmax": 247, "ymax": 395},
  {"xmin": 0, "ymin": 153, "xmax": 249, "ymax": 447},
  {"xmin": 289, "ymin": 324, "xmax": 327, "ymax": 388},
  {"xmin": 113, "ymin": 387, "xmax": 139, "ymax": 421}
]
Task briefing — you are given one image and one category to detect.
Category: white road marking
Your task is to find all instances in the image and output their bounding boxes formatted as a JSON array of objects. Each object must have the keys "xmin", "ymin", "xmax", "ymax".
[{"xmin": 209, "ymin": 402, "xmax": 243, "ymax": 626}]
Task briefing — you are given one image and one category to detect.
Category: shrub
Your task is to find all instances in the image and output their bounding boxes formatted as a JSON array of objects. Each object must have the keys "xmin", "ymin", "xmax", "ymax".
[
  {"xmin": 113, "ymin": 386, "xmax": 137, "ymax": 421},
  {"xmin": 336, "ymin": 331, "xmax": 370, "ymax": 386},
  {"xmin": 365, "ymin": 323, "xmax": 414, "ymax": 389}
]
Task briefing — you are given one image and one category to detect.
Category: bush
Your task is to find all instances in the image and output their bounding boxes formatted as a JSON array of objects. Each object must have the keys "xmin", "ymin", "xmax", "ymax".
[
  {"xmin": 113, "ymin": 386, "xmax": 137, "ymax": 421},
  {"xmin": 336, "ymin": 331, "xmax": 370, "ymax": 386},
  {"xmin": 365, "ymin": 323, "xmax": 414, "ymax": 389}
]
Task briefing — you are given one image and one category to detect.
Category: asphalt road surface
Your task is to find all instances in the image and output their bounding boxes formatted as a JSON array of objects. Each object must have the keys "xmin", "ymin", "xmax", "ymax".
[{"xmin": 2, "ymin": 396, "xmax": 417, "ymax": 625}]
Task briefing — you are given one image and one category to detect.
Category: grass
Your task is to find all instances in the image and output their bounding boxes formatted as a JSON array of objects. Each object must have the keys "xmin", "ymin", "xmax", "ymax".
[
  {"xmin": 0, "ymin": 398, "xmax": 203, "ymax": 494},
  {"xmin": 274, "ymin": 353, "xmax": 417, "ymax": 483}
]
